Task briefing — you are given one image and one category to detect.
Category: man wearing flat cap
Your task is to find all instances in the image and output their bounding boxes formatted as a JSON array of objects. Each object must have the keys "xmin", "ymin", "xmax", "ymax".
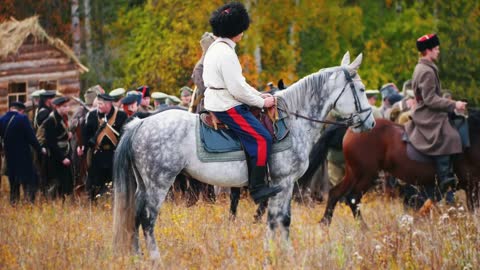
[
  {"xmin": 405, "ymin": 33, "xmax": 467, "ymax": 193},
  {"xmin": 69, "ymin": 86, "xmax": 103, "ymax": 191},
  {"xmin": 78, "ymin": 93, "xmax": 127, "ymax": 201},
  {"xmin": 136, "ymin": 85, "xmax": 153, "ymax": 113},
  {"xmin": 151, "ymin": 92, "xmax": 169, "ymax": 110},
  {"xmin": 34, "ymin": 90, "xmax": 56, "ymax": 131},
  {"xmin": 110, "ymin": 88, "xmax": 126, "ymax": 109},
  {"xmin": 123, "ymin": 94, "xmax": 153, "ymax": 124},
  {"xmin": 43, "ymin": 97, "xmax": 74, "ymax": 199},
  {"xmin": 0, "ymin": 102, "xmax": 43, "ymax": 204},
  {"xmin": 179, "ymin": 86, "xmax": 193, "ymax": 109},
  {"xmin": 121, "ymin": 94, "xmax": 139, "ymax": 118},
  {"xmin": 71, "ymin": 85, "xmax": 102, "ymax": 131},
  {"xmin": 85, "ymin": 85, "xmax": 104, "ymax": 108},
  {"xmin": 33, "ymin": 90, "xmax": 57, "ymax": 196},
  {"xmin": 365, "ymin": 90, "xmax": 383, "ymax": 119},
  {"xmin": 28, "ymin": 89, "xmax": 45, "ymax": 123}
]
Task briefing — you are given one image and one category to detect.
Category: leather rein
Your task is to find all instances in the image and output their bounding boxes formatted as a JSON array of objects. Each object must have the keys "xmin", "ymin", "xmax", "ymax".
[{"xmin": 277, "ymin": 68, "xmax": 372, "ymax": 128}]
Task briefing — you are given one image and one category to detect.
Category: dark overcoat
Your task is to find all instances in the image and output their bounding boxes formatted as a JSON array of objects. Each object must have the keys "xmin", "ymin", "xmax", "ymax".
[
  {"xmin": 44, "ymin": 110, "xmax": 73, "ymax": 194},
  {"xmin": 405, "ymin": 58, "xmax": 462, "ymax": 155},
  {"xmin": 0, "ymin": 111, "xmax": 42, "ymax": 184}
]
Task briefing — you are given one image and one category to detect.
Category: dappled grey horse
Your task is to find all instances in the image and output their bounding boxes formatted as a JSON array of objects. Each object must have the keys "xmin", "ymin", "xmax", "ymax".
[{"xmin": 113, "ymin": 52, "xmax": 375, "ymax": 258}]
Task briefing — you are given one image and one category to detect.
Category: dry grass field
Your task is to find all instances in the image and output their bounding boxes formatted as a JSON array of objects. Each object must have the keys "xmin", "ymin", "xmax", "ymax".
[{"xmin": 0, "ymin": 178, "xmax": 479, "ymax": 269}]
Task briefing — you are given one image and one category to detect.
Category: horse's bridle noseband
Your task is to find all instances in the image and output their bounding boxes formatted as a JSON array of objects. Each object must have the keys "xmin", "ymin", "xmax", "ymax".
[{"xmin": 332, "ymin": 68, "xmax": 372, "ymax": 128}]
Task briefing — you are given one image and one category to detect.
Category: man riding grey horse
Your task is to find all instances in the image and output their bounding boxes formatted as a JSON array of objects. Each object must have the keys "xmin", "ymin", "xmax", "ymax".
[{"xmin": 203, "ymin": 2, "xmax": 282, "ymax": 204}]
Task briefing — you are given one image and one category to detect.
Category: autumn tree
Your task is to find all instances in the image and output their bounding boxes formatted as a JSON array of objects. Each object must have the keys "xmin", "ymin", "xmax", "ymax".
[{"xmin": 109, "ymin": 0, "xmax": 223, "ymax": 94}]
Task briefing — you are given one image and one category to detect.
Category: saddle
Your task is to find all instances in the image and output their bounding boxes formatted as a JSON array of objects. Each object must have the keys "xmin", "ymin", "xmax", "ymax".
[
  {"xmin": 401, "ymin": 132, "xmax": 434, "ymax": 163},
  {"xmin": 401, "ymin": 113, "xmax": 470, "ymax": 163},
  {"xmin": 199, "ymin": 106, "xmax": 289, "ymax": 153}
]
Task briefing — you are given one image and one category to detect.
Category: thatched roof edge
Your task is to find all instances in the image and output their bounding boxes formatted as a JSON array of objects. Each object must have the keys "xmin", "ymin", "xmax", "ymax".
[{"xmin": 0, "ymin": 16, "xmax": 89, "ymax": 73}]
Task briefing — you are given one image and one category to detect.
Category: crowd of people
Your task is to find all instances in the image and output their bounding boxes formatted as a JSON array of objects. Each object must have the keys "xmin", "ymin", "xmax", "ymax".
[
  {"xmin": 0, "ymin": 82, "xmax": 196, "ymax": 205},
  {"xmin": 0, "ymin": 2, "xmax": 469, "ymax": 210}
]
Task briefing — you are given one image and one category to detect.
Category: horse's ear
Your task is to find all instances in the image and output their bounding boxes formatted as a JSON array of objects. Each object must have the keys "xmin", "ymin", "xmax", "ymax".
[
  {"xmin": 341, "ymin": 51, "xmax": 351, "ymax": 66},
  {"xmin": 349, "ymin": 53, "xmax": 363, "ymax": 71}
]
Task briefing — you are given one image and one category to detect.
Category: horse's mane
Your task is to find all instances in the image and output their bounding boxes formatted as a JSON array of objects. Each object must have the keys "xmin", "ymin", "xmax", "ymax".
[{"xmin": 276, "ymin": 68, "xmax": 336, "ymax": 111}]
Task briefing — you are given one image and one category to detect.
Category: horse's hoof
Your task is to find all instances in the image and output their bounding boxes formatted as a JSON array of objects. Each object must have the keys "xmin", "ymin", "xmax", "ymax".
[
  {"xmin": 359, "ymin": 222, "xmax": 369, "ymax": 232},
  {"xmin": 149, "ymin": 250, "xmax": 160, "ymax": 260},
  {"xmin": 418, "ymin": 199, "xmax": 434, "ymax": 216},
  {"xmin": 319, "ymin": 217, "xmax": 331, "ymax": 227}
]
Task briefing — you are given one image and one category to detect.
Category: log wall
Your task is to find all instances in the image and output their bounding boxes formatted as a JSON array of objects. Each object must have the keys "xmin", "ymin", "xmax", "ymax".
[{"xmin": 0, "ymin": 40, "xmax": 82, "ymax": 114}]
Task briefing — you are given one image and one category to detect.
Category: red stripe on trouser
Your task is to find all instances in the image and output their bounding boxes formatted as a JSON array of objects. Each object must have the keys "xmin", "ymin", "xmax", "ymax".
[{"xmin": 226, "ymin": 108, "xmax": 267, "ymax": 166}]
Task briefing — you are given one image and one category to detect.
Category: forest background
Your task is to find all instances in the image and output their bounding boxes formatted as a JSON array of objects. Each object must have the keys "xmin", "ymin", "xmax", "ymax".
[{"xmin": 1, "ymin": 0, "xmax": 479, "ymax": 105}]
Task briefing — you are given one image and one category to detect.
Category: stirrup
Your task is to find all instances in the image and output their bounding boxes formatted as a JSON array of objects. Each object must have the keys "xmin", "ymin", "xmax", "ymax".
[
  {"xmin": 250, "ymin": 185, "xmax": 283, "ymax": 204},
  {"xmin": 439, "ymin": 177, "xmax": 456, "ymax": 193}
]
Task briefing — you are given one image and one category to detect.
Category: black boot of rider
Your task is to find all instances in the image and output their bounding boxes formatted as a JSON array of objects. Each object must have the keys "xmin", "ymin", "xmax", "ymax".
[
  {"xmin": 434, "ymin": 155, "xmax": 456, "ymax": 193},
  {"xmin": 248, "ymin": 166, "xmax": 282, "ymax": 204}
]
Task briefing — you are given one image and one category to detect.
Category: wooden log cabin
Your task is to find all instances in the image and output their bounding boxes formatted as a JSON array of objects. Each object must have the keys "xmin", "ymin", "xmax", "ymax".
[{"xmin": 0, "ymin": 16, "xmax": 88, "ymax": 114}]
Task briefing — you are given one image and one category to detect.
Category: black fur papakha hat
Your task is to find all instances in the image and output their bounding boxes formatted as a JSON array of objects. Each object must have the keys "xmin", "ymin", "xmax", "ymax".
[
  {"xmin": 209, "ymin": 2, "xmax": 250, "ymax": 38},
  {"xmin": 416, "ymin": 34, "xmax": 440, "ymax": 52}
]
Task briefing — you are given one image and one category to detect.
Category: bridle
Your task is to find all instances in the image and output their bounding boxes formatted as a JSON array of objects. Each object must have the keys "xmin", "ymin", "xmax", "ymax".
[
  {"xmin": 331, "ymin": 68, "xmax": 372, "ymax": 128},
  {"xmin": 278, "ymin": 67, "xmax": 372, "ymax": 128}
]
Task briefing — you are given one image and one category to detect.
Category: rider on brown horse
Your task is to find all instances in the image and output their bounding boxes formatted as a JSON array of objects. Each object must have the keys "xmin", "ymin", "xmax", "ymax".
[{"xmin": 405, "ymin": 33, "xmax": 468, "ymax": 193}]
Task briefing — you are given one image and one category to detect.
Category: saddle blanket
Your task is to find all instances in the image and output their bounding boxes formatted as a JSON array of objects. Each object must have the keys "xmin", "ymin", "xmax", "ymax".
[{"xmin": 196, "ymin": 117, "xmax": 292, "ymax": 163}]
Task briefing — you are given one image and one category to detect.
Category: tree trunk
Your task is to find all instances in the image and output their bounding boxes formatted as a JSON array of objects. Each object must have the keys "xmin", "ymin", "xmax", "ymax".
[
  {"xmin": 71, "ymin": 0, "xmax": 81, "ymax": 57},
  {"xmin": 84, "ymin": 0, "xmax": 93, "ymax": 64},
  {"xmin": 244, "ymin": 0, "xmax": 262, "ymax": 76}
]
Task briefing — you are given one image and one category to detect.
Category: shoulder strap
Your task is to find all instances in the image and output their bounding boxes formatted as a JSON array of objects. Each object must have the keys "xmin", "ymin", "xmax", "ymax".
[
  {"xmin": 96, "ymin": 108, "xmax": 119, "ymax": 148},
  {"xmin": 45, "ymin": 111, "xmax": 57, "ymax": 126},
  {"xmin": 3, "ymin": 114, "xmax": 16, "ymax": 141}
]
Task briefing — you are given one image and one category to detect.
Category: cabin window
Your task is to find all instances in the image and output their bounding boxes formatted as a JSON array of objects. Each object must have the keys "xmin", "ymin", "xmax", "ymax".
[
  {"xmin": 38, "ymin": 80, "xmax": 57, "ymax": 90},
  {"xmin": 7, "ymin": 82, "xmax": 27, "ymax": 106}
]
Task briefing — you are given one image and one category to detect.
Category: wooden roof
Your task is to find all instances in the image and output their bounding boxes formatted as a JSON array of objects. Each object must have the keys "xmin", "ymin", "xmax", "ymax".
[{"xmin": 0, "ymin": 16, "xmax": 88, "ymax": 73}]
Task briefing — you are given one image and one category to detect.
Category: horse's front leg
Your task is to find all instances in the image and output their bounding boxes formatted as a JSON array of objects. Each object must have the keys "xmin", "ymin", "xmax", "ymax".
[
  {"xmin": 229, "ymin": 187, "xmax": 241, "ymax": 220},
  {"xmin": 345, "ymin": 192, "xmax": 368, "ymax": 230},
  {"xmin": 265, "ymin": 180, "xmax": 294, "ymax": 248},
  {"xmin": 320, "ymin": 177, "xmax": 353, "ymax": 226},
  {"xmin": 254, "ymin": 199, "xmax": 268, "ymax": 223}
]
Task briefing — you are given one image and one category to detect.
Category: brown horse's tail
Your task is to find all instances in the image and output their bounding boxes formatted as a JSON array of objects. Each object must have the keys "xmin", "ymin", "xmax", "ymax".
[
  {"xmin": 298, "ymin": 125, "xmax": 348, "ymax": 184},
  {"xmin": 112, "ymin": 118, "xmax": 143, "ymax": 255}
]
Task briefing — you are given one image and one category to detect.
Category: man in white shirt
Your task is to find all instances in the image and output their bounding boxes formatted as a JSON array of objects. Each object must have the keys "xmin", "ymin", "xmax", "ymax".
[{"xmin": 203, "ymin": 2, "xmax": 282, "ymax": 204}]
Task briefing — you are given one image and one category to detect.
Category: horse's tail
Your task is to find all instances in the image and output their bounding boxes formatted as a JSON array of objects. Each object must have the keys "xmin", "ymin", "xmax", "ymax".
[
  {"xmin": 298, "ymin": 125, "xmax": 348, "ymax": 185},
  {"xmin": 112, "ymin": 118, "xmax": 143, "ymax": 254}
]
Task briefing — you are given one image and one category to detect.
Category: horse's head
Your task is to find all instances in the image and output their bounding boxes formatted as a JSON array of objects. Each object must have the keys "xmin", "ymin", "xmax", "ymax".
[{"xmin": 328, "ymin": 52, "xmax": 375, "ymax": 133}]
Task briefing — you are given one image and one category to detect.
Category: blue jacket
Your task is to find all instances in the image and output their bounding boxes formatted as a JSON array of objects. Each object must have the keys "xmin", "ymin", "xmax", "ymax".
[{"xmin": 0, "ymin": 111, "xmax": 42, "ymax": 184}]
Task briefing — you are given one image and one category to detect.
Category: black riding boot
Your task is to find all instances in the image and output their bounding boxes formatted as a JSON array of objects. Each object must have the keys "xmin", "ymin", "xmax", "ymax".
[
  {"xmin": 248, "ymin": 166, "xmax": 282, "ymax": 204},
  {"xmin": 433, "ymin": 155, "xmax": 456, "ymax": 193}
]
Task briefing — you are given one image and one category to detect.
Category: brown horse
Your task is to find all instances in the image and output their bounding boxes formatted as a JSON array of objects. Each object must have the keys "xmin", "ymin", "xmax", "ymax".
[
  {"xmin": 69, "ymin": 106, "xmax": 90, "ymax": 197},
  {"xmin": 320, "ymin": 112, "xmax": 480, "ymax": 226}
]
